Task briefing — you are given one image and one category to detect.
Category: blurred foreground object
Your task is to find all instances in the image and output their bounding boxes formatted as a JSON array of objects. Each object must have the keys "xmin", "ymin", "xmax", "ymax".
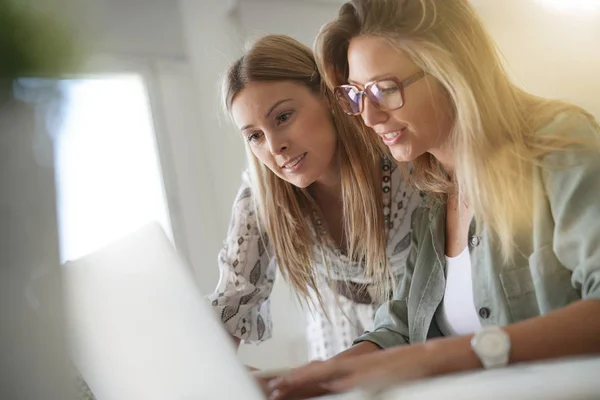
[
  {"xmin": 0, "ymin": 0, "xmax": 78, "ymax": 81},
  {"xmin": 1, "ymin": 0, "xmax": 81, "ymax": 398}
]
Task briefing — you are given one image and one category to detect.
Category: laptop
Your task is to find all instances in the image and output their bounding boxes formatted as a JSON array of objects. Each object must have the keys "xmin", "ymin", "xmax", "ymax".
[
  {"xmin": 63, "ymin": 222, "xmax": 265, "ymax": 400},
  {"xmin": 63, "ymin": 222, "xmax": 367, "ymax": 400}
]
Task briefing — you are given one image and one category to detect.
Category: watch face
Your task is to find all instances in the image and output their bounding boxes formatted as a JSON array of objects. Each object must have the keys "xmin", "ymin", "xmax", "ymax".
[{"xmin": 478, "ymin": 331, "xmax": 509, "ymax": 358}]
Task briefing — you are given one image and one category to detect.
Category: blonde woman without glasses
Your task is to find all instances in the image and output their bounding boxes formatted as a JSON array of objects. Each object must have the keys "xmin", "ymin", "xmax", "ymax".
[{"xmin": 208, "ymin": 34, "xmax": 422, "ymax": 366}]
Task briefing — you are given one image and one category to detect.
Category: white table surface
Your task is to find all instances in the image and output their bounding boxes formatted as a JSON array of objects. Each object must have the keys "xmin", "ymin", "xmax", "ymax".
[{"xmin": 313, "ymin": 356, "xmax": 600, "ymax": 400}]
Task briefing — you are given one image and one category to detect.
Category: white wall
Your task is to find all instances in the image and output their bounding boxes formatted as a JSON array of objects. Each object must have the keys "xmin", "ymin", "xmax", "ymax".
[
  {"xmin": 84, "ymin": 0, "xmax": 187, "ymax": 59},
  {"xmin": 35, "ymin": 0, "xmax": 187, "ymax": 59},
  {"xmin": 238, "ymin": 0, "xmax": 341, "ymax": 46},
  {"xmin": 473, "ymin": 0, "xmax": 600, "ymax": 119}
]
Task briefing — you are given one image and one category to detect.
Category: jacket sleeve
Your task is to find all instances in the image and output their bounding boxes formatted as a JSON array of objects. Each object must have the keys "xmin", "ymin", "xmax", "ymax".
[
  {"xmin": 353, "ymin": 206, "xmax": 425, "ymax": 349},
  {"xmin": 542, "ymin": 113, "xmax": 600, "ymax": 301}
]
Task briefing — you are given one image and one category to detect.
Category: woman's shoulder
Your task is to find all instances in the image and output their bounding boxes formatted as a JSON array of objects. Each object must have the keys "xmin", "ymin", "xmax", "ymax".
[
  {"xmin": 534, "ymin": 111, "xmax": 600, "ymax": 169},
  {"xmin": 231, "ymin": 169, "xmax": 254, "ymax": 207},
  {"xmin": 226, "ymin": 170, "xmax": 264, "ymax": 237},
  {"xmin": 536, "ymin": 110, "xmax": 599, "ymax": 140}
]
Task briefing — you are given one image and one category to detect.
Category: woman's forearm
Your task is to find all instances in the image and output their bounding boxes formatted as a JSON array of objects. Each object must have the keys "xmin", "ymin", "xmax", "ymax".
[
  {"xmin": 335, "ymin": 340, "xmax": 381, "ymax": 359},
  {"xmin": 506, "ymin": 299, "xmax": 600, "ymax": 363},
  {"xmin": 431, "ymin": 299, "xmax": 600, "ymax": 375}
]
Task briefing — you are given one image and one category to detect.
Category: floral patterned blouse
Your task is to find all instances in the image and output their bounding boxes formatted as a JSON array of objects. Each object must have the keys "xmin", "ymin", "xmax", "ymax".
[{"xmin": 207, "ymin": 158, "xmax": 422, "ymax": 359}]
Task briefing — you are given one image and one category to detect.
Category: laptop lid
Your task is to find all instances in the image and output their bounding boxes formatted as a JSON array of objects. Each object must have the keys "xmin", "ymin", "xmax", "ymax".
[{"xmin": 63, "ymin": 222, "xmax": 264, "ymax": 400}]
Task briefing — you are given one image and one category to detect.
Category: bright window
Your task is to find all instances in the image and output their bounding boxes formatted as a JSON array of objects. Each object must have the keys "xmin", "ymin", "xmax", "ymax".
[{"xmin": 52, "ymin": 75, "xmax": 173, "ymax": 263}]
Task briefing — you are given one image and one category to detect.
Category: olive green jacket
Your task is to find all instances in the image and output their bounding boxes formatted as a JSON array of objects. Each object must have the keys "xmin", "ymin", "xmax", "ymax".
[{"xmin": 356, "ymin": 112, "xmax": 600, "ymax": 348}]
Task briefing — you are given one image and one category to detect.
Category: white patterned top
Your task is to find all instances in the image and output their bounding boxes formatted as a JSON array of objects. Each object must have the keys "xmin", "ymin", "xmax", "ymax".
[{"xmin": 207, "ymin": 159, "xmax": 422, "ymax": 359}]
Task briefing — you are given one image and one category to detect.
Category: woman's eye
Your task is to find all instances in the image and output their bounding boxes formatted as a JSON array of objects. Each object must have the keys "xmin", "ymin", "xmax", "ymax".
[
  {"xmin": 246, "ymin": 132, "xmax": 262, "ymax": 143},
  {"xmin": 276, "ymin": 111, "xmax": 293, "ymax": 125},
  {"xmin": 379, "ymin": 86, "xmax": 399, "ymax": 95}
]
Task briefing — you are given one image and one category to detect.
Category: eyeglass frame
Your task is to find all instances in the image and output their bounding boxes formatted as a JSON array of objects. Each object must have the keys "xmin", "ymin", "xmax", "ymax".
[{"xmin": 334, "ymin": 70, "xmax": 427, "ymax": 116}]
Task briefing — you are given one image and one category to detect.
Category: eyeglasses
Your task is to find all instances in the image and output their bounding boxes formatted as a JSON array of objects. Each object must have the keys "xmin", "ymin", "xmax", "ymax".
[{"xmin": 334, "ymin": 71, "xmax": 426, "ymax": 116}]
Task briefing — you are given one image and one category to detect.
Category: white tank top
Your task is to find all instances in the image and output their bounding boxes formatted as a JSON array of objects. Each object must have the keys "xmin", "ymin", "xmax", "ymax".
[{"xmin": 435, "ymin": 247, "xmax": 482, "ymax": 336}]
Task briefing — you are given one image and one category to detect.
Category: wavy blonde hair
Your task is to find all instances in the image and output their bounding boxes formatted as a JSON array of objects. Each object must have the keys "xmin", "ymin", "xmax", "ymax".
[
  {"xmin": 316, "ymin": 0, "xmax": 600, "ymax": 260},
  {"xmin": 222, "ymin": 35, "xmax": 392, "ymax": 306}
]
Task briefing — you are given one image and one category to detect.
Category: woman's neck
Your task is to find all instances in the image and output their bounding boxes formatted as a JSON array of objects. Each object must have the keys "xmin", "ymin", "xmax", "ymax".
[
  {"xmin": 430, "ymin": 145, "xmax": 455, "ymax": 177},
  {"xmin": 308, "ymin": 167, "xmax": 346, "ymax": 250},
  {"xmin": 310, "ymin": 169, "xmax": 342, "ymax": 210}
]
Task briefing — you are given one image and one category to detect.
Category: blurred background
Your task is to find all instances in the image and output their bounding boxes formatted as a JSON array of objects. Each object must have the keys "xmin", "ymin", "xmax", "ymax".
[{"xmin": 2, "ymin": 0, "xmax": 599, "ymax": 397}]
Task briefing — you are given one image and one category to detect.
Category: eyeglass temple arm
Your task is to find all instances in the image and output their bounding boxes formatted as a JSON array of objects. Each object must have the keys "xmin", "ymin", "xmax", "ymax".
[{"xmin": 400, "ymin": 71, "xmax": 426, "ymax": 88}]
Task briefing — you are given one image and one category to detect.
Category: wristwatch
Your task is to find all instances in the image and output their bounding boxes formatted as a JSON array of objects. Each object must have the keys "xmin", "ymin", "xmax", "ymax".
[{"xmin": 470, "ymin": 326, "xmax": 511, "ymax": 369}]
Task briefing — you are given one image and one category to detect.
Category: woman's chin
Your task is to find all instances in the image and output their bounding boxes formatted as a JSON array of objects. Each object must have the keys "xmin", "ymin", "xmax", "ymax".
[
  {"xmin": 285, "ymin": 175, "xmax": 314, "ymax": 189},
  {"xmin": 390, "ymin": 145, "xmax": 415, "ymax": 163}
]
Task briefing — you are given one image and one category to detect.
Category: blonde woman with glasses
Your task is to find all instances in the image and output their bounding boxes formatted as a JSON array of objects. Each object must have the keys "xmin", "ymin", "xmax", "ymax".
[
  {"xmin": 268, "ymin": 0, "xmax": 600, "ymax": 398},
  {"xmin": 208, "ymin": 34, "xmax": 422, "ymax": 364}
]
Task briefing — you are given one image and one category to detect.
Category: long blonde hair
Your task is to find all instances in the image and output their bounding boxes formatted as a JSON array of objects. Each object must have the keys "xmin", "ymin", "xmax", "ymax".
[
  {"xmin": 222, "ymin": 35, "xmax": 391, "ymax": 306},
  {"xmin": 316, "ymin": 0, "xmax": 600, "ymax": 260}
]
